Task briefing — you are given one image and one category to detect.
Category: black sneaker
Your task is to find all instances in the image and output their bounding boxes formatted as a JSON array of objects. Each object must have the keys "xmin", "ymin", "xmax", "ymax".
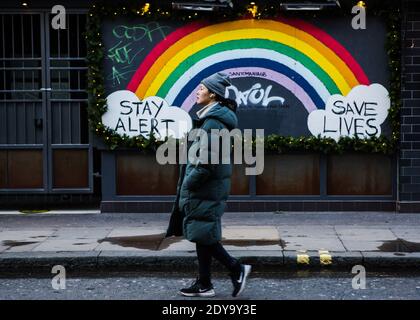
[
  {"xmin": 230, "ymin": 264, "xmax": 252, "ymax": 297},
  {"xmin": 179, "ymin": 278, "xmax": 216, "ymax": 297}
]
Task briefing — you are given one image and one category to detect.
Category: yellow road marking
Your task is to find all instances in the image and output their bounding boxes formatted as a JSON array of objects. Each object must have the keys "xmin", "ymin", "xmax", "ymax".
[
  {"xmin": 319, "ymin": 250, "xmax": 332, "ymax": 265},
  {"xmin": 297, "ymin": 254, "xmax": 310, "ymax": 265}
]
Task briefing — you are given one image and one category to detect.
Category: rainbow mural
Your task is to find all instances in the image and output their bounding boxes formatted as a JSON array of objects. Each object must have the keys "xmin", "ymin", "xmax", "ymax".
[{"xmin": 126, "ymin": 18, "xmax": 370, "ymax": 113}]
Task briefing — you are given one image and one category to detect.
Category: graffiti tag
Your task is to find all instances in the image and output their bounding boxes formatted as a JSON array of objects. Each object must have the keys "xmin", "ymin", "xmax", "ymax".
[
  {"xmin": 106, "ymin": 22, "xmax": 170, "ymax": 87},
  {"xmin": 226, "ymin": 83, "xmax": 285, "ymax": 108}
]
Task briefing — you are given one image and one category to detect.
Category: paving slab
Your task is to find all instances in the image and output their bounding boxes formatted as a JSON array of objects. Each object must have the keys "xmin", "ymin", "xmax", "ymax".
[
  {"xmin": 4, "ymin": 241, "xmax": 46, "ymax": 253},
  {"xmin": 32, "ymin": 239, "xmax": 100, "ymax": 252},
  {"xmin": 95, "ymin": 227, "xmax": 167, "ymax": 252},
  {"xmin": 94, "ymin": 241, "xmax": 153, "ymax": 252},
  {"xmin": 390, "ymin": 228, "xmax": 420, "ymax": 242},
  {"xmin": 51, "ymin": 228, "xmax": 112, "ymax": 239},
  {"xmin": 283, "ymin": 237, "xmax": 346, "ymax": 251},
  {"xmin": 0, "ymin": 230, "xmax": 55, "ymax": 253},
  {"xmin": 0, "ymin": 244, "xmax": 10, "ymax": 253},
  {"xmin": 222, "ymin": 226, "xmax": 280, "ymax": 241},
  {"xmin": 340, "ymin": 240, "xmax": 385, "ymax": 251},
  {"xmin": 335, "ymin": 227, "xmax": 397, "ymax": 241},
  {"xmin": 157, "ymin": 238, "xmax": 195, "ymax": 251},
  {"xmin": 231, "ymin": 244, "xmax": 283, "ymax": 251},
  {"xmin": 278, "ymin": 226, "xmax": 337, "ymax": 239},
  {"xmin": 105, "ymin": 228, "xmax": 165, "ymax": 238},
  {"xmin": 0, "ymin": 229, "xmax": 56, "ymax": 241}
]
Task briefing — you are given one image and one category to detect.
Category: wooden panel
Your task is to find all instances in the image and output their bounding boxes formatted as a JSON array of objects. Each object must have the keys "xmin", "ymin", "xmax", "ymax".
[
  {"xmin": 8, "ymin": 150, "xmax": 43, "ymax": 188},
  {"xmin": 0, "ymin": 150, "xmax": 6, "ymax": 188},
  {"xmin": 327, "ymin": 154, "xmax": 392, "ymax": 195},
  {"xmin": 53, "ymin": 149, "xmax": 88, "ymax": 188},
  {"xmin": 256, "ymin": 154, "xmax": 320, "ymax": 195},
  {"xmin": 117, "ymin": 153, "xmax": 178, "ymax": 195},
  {"xmin": 231, "ymin": 163, "xmax": 250, "ymax": 195}
]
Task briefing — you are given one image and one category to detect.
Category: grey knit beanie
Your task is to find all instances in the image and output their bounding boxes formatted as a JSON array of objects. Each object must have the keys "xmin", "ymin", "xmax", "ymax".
[{"xmin": 201, "ymin": 72, "xmax": 232, "ymax": 98}]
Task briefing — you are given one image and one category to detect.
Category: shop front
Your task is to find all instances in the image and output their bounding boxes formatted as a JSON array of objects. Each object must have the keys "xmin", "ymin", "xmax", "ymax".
[{"xmin": 0, "ymin": 0, "xmax": 419, "ymax": 213}]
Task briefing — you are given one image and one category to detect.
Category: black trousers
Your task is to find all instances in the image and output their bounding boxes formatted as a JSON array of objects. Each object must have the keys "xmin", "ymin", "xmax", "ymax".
[{"xmin": 196, "ymin": 242, "xmax": 241, "ymax": 286}]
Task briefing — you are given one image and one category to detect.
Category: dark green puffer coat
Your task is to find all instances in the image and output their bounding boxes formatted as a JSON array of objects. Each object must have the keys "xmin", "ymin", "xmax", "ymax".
[{"xmin": 165, "ymin": 103, "xmax": 238, "ymax": 245}]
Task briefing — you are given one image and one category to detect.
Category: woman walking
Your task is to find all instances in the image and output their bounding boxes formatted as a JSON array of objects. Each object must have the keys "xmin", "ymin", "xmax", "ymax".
[{"xmin": 165, "ymin": 72, "xmax": 251, "ymax": 298}]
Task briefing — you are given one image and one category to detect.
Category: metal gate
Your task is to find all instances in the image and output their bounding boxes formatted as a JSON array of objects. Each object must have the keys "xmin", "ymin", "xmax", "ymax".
[{"xmin": 0, "ymin": 10, "xmax": 92, "ymax": 193}]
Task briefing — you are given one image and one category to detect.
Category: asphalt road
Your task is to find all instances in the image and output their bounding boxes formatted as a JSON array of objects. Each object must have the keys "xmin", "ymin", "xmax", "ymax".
[{"xmin": 1, "ymin": 271, "xmax": 419, "ymax": 300}]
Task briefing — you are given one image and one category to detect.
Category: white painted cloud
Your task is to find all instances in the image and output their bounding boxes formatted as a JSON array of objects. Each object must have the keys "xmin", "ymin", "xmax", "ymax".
[
  {"xmin": 102, "ymin": 90, "xmax": 192, "ymax": 140},
  {"xmin": 307, "ymin": 84, "xmax": 390, "ymax": 141}
]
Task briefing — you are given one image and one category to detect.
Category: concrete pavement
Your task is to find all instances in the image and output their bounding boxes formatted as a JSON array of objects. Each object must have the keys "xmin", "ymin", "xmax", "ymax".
[{"xmin": 1, "ymin": 211, "xmax": 420, "ymax": 273}]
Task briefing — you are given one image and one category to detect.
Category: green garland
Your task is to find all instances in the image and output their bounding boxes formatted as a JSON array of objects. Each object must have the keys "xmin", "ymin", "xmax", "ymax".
[{"xmin": 85, "ymin": 1, "xmax": 401, "ymax": 154}]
